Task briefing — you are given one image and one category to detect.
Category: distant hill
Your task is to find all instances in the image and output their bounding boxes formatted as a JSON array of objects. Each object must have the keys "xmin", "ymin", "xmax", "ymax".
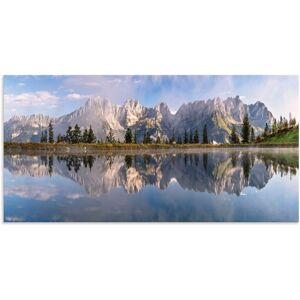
[{"xmin": 258, "ymin": 126, "xmax": 299, "ymax": 144}]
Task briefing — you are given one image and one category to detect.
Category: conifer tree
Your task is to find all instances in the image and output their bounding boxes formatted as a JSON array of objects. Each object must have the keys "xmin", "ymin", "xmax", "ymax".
[
  {"xmin": 124, "ymin": 128, "xmax": 133, "ymax": 143},
  {"xmin": 82, "ymin": 129, "xmax": 89, "ymax": 143},
  {"xmin": 146, "ymin": 131, "xmax": 151, "ymax": 144},
  {"xmin": 156, "ymin": 136, "xmax": 161, "ymax": 144},
  {"xmin": 88, "ymin": 125, "xmax": 96, "ymax": 143},
  {"xmin": 177, "ymin": 135, "xmax": 182, "ymax": 144},
  {"xmin": 66, "ymin": 126, "xmax": 73, "ymax": 144},
  {"xmin": 202, "ymin": 124, "xmax": 208, "ymax": 144},
  {"xmin": 106, "ymin": 127, "xmax": 115, "ymax": 143},
  {"xmin": 48, "ymin": 121, "xmax": 54, "ymax": 143},
  {"xmin": 193, "ymin": 128, "xmax": 199, "ymax": 143},
  {"xmin": 290, "ymin": 117, "xmax": 296, "ymax": 126},
  {"xmin": 72, "ymin": 124, "xmax": 82, "ymax": 143},
  {"xmin": 272, "ymin": 119, "xmax": 277, "ymax": 133},
  {"xmin": 56, "ymin": 134, "xmax": 63, "ymax": 143},
  {"xmin": 250, "ymin": 127, "xmax": 255, "ymax": 143},
  {"xmin": 242, "ymin": 114, "xmax": 250, "ymax": 143},
  {"xmin": 183, "ymin": 130, "xmax": 188, "ymax": 144},
  {"xmin": 264, "ymin": 123, "xmax": 269, "ymax": 137},
  {"xmin": 279, "ymin": 116, "xmax": 283, "ymax": 129},
  {"xmin": 230, "ymin": 125, "xmax": 238, "ymax": 144},
  {"xmin": 189, "ymin": 130, "xmax": 193, "ymax": 144}
]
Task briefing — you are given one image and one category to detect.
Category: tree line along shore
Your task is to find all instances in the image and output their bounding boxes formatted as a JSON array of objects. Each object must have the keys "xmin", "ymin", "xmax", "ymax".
[{"xmin": 6, "ymin": 113, "xmax": 299, "ymax": 149}]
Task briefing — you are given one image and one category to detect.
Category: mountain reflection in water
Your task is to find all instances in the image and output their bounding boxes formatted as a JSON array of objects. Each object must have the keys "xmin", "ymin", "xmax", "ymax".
[
  {"xmin": 5, "ymin": 151, "xmax": 298, "ymax": 196},
  {"xmin": 4, "ymin": 150, "xmax": 299, "ymax": 222}
]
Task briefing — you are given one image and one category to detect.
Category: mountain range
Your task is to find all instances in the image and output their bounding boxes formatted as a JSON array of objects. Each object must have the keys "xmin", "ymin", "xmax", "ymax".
[{"xmin": 4, "ymin": 95, "xmax": 274, "ymax": 143}]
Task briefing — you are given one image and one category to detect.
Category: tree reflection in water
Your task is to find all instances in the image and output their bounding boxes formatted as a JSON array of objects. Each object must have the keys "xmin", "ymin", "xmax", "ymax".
[{"xmin": 4, "ymin": 151, "xmax": 298, "ymax": 197}]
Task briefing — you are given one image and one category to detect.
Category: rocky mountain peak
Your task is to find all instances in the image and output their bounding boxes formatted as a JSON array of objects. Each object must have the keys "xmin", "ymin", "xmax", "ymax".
[
  {"xmin": 84, "ymin": 96, "xmax": 111, "ymax": 110},
  {"xmin": 155, "ymin": 102, "xmax": 171, "ymax": 115}
]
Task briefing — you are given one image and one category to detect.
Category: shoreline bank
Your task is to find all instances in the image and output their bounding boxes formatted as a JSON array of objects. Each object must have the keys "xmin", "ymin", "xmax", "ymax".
[{"xmin": 4, "ymin": 142, "xmax": 299, "ymax": 155}]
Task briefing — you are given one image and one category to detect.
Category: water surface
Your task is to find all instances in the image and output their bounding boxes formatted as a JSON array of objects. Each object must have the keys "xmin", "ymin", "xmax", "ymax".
[{"xmin": 4, "ymin": 149, "xmax": 299, "ymax": 222}]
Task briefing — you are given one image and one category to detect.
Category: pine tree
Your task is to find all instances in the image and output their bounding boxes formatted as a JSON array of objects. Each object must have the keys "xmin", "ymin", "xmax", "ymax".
[
  {"xmin": 230, "ymin": 125, "xmax": 238, "ymax": 144},
  {"xmin": 66, "ymin": 126, "xmax": 73, "ymax": 144},
  {"xmin": 56, "ymin": 134, "xmax": 62, "ymax": 143},
  {"xmin": 202, "ymin": 124, "xmax": 208, "ymax": 144},
  {"xmin": 290, "ymin": 117, "xmax": 296, "ymax": 126},
  {"xmin": 177, "ymin": 135, "xmax": 182, "ymax": 144},
  {"xmin": 143, "ymin": 130, "xmax": 147, "ymax": 143},
  {"xmin": 193, "ymin": 128, "xmax": 199, "ymax": 143},
  {"xmin": 82, "ymin": 129, "xmax": 89, "ymax": 143},
  {"xmin": 264, "ymin": 123, "xmax": 269, "ymax": 137},
  {"xmin": 272, "ymin": 119, "xmax": 277, "ymax": 133},
  {"xmin": 156, "ymin": 136, "xmax": 161, "ymax": 144},
  {"xmin": 106, "ymin": 127, "xmax": 115, "ymax": 143},
  {"xmin": 242, "ymin": 114, "xmax": 250, "ymax": 143},
  {"xmin": 146, "ymin": 131, "xmax": 151, "ymax": 144},
  {"xmin": 279, "ymin": 116, "xmax": 283, "ymax": 129},
  {"xmin": 48, "ymin": 121, "xmax": 54, "ymax": 143},
  {"xmin": 189, "ymin": 130, "xmax": 193, "ymax": 144},
  {"xmin": 88, "ymin": 125, "xmax": 96, "ymax": 143},
  {"xmin": 183, "ymin": 130, "xmax": 188, "ymax": 144},
  {"xmin": 124, "ymin": 128, "xmax": 133, "ymax": 143},
  {"xmin": 250, "ymin": 127, "xmax": 255, "ymax": 143},
  {"xmin": 72, "ymin": 124, "xmax": 82, "ymax": 143}
]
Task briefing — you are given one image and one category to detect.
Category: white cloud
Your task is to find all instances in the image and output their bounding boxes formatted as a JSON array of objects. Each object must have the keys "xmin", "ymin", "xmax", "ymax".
[
  {"xmin": 18, "ymin": 82, "xmax": 25, "ymax": 86},
  {"xmin": 65, "ymin": 93, "xmax": 92, "ymax": 102},
  {"xmin": 62, "ymin": 75, "xmax": 137, "ymax": 104},
  {"xmin": 66, "ymin": 193, "xmax": 82, "ymax": 199},
  {"xmin": 4, "ymin": 185, "xmax": 58, "ymax": 201},
  {"xmin": 236, "ymin": 76, "xmax": 299, "ymax": 119},
  {"xmin": 4, "ymin": 91, "xmax": 59, "ymax": 107},
  {"xmin": 66, "ymin": 93, "xmax": 83, "ymax": 100}
]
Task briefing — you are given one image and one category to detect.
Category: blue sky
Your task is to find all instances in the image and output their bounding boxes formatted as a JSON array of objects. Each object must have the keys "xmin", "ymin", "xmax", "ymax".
[{"xmin": 3, "ymin": 75, "xmax": 298, "ymax": 121}]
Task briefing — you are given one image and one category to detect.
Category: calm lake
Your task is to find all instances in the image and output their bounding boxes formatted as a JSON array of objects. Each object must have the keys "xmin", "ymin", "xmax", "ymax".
[{"xmin": 4, "ymin": 149, "xmax": 299, "ymax": 222}]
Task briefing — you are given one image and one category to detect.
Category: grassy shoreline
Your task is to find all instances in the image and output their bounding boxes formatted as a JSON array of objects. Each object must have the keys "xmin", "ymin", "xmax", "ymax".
[{"xmin": 4, "ymin": 142, "xmax": 299, "ymax": 155}]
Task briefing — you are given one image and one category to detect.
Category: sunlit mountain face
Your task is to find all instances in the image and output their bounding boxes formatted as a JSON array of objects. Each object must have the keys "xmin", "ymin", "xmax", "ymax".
[{"xmin": 4, "ymin": 150, "xmax": 298, "ymax": 222}]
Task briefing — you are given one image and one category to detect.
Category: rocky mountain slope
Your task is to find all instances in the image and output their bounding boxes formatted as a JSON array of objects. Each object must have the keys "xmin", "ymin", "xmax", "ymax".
[
  {"xmin": 4, "ymin": 114, "xmax": 55, "ymax": 142},
  {"xmin": 4, "ymin": 95, "xmax": 274, "ymax": 143}
]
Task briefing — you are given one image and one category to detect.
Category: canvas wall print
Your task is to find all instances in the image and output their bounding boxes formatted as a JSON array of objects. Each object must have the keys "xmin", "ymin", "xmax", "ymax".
[{"xmin": 3, "ymin": 75, "xmax": 299, "ymax": 222}]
